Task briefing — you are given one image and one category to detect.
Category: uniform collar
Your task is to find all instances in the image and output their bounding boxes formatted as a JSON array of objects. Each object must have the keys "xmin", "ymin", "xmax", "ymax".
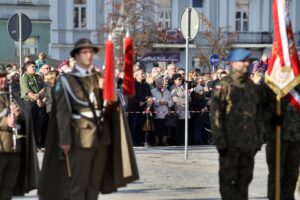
[
  {"xmin": 75, "ymin": 64, "xmax": 93, "ymax": 74},
  {"xmin": 70, "ymin": 64, "xmax": 95, "ymax": 77},
  {"xmin": 230, "ymin": 70, "xmax": 249, "ymax": 84}
]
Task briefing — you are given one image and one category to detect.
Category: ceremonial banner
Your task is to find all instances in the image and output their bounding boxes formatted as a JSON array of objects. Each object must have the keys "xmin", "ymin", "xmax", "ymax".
[
  {"xmin": 266, "ymin": 0, "xmax": 300, "ymax": 98},
  {"xmin": 287, "ymin": 89, "xmax": 300, "ymax": 112}
]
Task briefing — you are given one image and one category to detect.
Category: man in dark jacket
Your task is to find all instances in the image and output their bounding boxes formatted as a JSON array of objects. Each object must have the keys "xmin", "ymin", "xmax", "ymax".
[
  {"xmin": 127, "ymin": 69, "xmax": 152, "ymax": 146},
  {"xmin": 190, "ymin": 85, "xmax": 208, "ymax": 145}
]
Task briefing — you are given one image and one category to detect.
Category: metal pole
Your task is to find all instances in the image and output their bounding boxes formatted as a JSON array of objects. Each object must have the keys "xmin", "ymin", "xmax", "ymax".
[
  {"xmin": 18, "ymin": 13, "xmax": 22, "ymax": 77},
  {"xmin": 184, "ymin": 8, "xmax": 191, "ymax": 161},
  {"xmin": 275, "ymin": 97, "xmax": 281, "ymax": 200}
]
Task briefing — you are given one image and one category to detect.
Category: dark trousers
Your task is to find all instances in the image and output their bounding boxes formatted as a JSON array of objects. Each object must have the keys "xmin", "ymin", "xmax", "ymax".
[
  {"xmin": 26, "ymin": 101, "xmax": 47, "ymax": 149},
  {"xmin": 154, "ymin": 119, "xmax": 167, "ymax": 136},
  {"xmin": 173, "ymin": 119, "xmax": 185, "ymax": 146},
  {"xmin": 69, "ymin": 146, "xmax": 109, "ymax": 200},
  {"xmin": 266, "ymin": 141, "xmax": 300, "ymax": 200},
  {"xmin": 128, "ymin": 113, "xmax": 145, "ymax": 146},
  {"xmin": 219, "ymin": 148, "xmax": 255, "ymax": 200},
  {"xmin": 0, "ymin": 153, "xmax": 21, "ymax": 200},
  {"xmin": 193, "ymin": 123, "xmax": 204, "ymax": 145}
]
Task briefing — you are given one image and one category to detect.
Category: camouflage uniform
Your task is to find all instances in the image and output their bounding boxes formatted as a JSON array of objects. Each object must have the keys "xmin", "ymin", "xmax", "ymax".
[
  {"xmin": 210, "ymin": 71, "xmax": 263, "ymax": 200},
  {"xmin": 263, "ymin": 85, "xmax": 300, "ymax": 200}
]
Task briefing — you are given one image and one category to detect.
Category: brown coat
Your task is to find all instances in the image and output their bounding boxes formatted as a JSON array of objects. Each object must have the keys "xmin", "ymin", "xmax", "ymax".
[{"xmin": 0, "ymin": 93, "xmax": 13, "ymax": 152}]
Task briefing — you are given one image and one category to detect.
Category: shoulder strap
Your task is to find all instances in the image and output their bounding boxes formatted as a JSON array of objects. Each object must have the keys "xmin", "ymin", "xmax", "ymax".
[{"xmin": 73, "ymin": 76, "xmax": 102, "ymax": 133}]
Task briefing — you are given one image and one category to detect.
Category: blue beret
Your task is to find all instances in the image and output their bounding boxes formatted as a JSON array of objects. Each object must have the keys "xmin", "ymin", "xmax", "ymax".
[{"xmin": 227, "ymin": 49, "xmax": 251, "ymax": 62}]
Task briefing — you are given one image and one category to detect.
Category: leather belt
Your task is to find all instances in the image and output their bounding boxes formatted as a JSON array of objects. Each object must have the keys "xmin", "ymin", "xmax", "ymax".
[{"xmin": 72, "ymin": 110, "xmax": 101, "ymax": 119}]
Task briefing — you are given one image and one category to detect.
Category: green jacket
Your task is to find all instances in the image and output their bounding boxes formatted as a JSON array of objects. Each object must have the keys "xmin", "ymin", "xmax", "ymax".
[
  {"xmin": 210, "ymin": 71, "xmax": 263, "ymax": 152},
  {"xmin": 20, "ymin": 73, "xmax": 44, "ymax": 100}
]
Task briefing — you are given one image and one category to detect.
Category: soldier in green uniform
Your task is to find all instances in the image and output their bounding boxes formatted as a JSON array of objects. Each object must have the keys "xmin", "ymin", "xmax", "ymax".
[
  {"xmin": 0, "ymin": 65, "xmax": 39, "ymax": 199},
  {"xmin": 210, "ymin": 49, "xmax": 263, "ymax": 200},
  {"xmin": 38, "ymin": 38, "xmax": 139, "ymax": 200},
  {"xmin": 263, "ymin": 85, "xmax": 300, "ymax": 200},
  {"xmin": 20, "ymin": 61, "xmax": 46, "ymax": 149},
  {"xmin": 20, "ymin": 61, "xmax": 45, "ymax": 103}
]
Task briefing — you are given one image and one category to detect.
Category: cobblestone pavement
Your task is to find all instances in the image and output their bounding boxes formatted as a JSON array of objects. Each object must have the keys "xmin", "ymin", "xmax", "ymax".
[{"xmin": 13, "ymin": 146, "xmax": 300, "ymax": 200}]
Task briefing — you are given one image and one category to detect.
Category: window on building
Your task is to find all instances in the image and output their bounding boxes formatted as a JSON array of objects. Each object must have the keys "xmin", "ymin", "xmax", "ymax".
[
  {"xmin": 235, "ymin": 0, "xmax": 249, "ymax": 32},
  {"xmin": 74, "ymin": 0, "xmax": 87, "ymax": 29},
  {"xmin": 193, "ymin": 0, "xmax": 204, "ymax": 8},
  {"xmin": 17, "ymin": 0, "xmax": 32, "ymax": 4},
  {"xmin": 157, "ymin": 0, "xmax": 172, "ymax": 30},
  {"xmin": 15, "ymin": 37, "xmax": 39, "ymax": 56}
]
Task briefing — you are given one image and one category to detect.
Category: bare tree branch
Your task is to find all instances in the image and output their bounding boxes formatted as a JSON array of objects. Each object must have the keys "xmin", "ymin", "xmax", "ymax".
[{"xmin": 195, "ymin": 13, "xmax": 237, "ymax": 72}]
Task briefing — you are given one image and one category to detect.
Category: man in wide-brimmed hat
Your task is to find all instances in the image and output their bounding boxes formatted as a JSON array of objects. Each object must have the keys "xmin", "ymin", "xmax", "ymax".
[
  {"xmin": 38, "ymin": 38, "xmax": 139, "ymax": 200},
  {"xmin": 70, "ymin": 38, "xmax": 100, "ymax": 58}
]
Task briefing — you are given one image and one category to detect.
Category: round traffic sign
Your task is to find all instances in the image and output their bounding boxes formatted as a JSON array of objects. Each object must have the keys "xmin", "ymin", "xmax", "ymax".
[
  {"xmin": 180, "ymin": 8, "xmax": 200, "ymax": 40},
  {"xmin": 210, "ymin": 54, "xmax": 220, "ymax": 66},
  {"xmin": 7, "ymin": 13, "xmax": 32, "ymax": 41}
]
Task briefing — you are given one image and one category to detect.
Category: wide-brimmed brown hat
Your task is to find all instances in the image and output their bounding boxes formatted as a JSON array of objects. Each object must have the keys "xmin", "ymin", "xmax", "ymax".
[{"xmin": 70, "ymin": 38, "xmax": 99, "ymax": 58}]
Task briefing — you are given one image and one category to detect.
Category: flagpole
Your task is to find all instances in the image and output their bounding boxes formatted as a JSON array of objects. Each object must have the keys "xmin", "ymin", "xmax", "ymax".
[{"xmin": 275, "ymin": 97, "xmax": 281, "ymax": 200}]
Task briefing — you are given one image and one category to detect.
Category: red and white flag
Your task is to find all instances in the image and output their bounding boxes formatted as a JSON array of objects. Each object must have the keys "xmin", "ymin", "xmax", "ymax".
[
  {"xmin": 287, "ymin": 89, "xmax": 300, "ymax": 112},
  {"xmin": 266, "ymin": 0, "xmax": 300, "ymax": 101}
]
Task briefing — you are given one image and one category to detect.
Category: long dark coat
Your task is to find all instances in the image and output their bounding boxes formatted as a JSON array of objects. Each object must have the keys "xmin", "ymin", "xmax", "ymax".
[
  {"xmin": 38, "ymin": 98, "xmax": 139, "ymax": 200},
  {"xmin": 13, "ymin": 97, "xmax": 40, "ymax": 195}
]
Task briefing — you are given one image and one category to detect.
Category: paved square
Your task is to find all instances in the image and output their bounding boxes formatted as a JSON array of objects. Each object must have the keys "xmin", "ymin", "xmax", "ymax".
[{"xmin": 13, "ymin": 146, "xmax": 300, "ymax": 200}]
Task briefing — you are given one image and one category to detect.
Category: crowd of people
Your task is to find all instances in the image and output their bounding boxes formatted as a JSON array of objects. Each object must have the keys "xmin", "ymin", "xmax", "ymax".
[
  {"xmin": 115, "ymin": 58, "xmax": 268, "ymax": 147},
  {"xmin": 1, "ymin": 52, "xmax": 269, "ymax": 149},
  {"xmin": 1, "ymin": 38, "xmax": 300, "ymax": 200}
]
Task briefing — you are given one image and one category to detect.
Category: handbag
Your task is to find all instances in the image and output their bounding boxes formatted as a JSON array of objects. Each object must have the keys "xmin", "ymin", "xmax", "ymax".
[
  {"xmin": 142, "ymin": 113, "xmax": 155, "ymax": 132},
  {"xmin": 164, "ymin": 107, "xmax": 178, "ymax": 128}
]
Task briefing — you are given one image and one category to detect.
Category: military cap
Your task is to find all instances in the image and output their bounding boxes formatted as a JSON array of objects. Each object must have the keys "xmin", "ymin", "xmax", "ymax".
[
  {"xmin": 227, "ymin": 49, "xmax": 251, "ymax": 62},
  {"xmin": 70, "ymin": 38, "xmax": 99, "ymax": 58}
]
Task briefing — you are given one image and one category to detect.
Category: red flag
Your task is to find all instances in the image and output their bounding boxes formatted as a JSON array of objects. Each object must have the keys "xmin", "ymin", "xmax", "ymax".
[
  {"xmin": 266, "ymin": 0, "xmax": 300, "ymax": 98},
  {"xmin": 287, "ymin": 89, "xmax": 300, "ymax": 112},
  {"xmin": 123, "ymin": 34, "xmax": 135, "ymax": 96},
  {"xmin": 103, "ymin": 36, "xmax": 117, "ymax": 102}
]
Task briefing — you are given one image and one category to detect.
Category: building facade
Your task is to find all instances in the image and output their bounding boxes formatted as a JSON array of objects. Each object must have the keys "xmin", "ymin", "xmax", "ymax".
[
  {"xmin": 48, "ymin": 0, "xmax": 300, "ymax": 70},
  {"xmin": 0, "ymin": 0, "xmax": 50, "ymax": 60},
  {"xmin": 146, "ymin": 0, "xmax": 300, "ymax": 71},
  {"xmin": 49, "ymin": 0, "xmax": 106, "ymax": 64}
]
